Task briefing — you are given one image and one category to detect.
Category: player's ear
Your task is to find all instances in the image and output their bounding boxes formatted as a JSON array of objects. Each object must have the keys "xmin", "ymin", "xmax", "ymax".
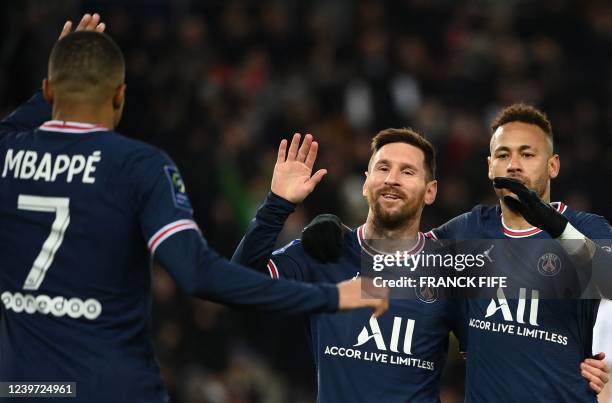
[
  {"xmin": 362, "ymin": 171, "xmax": 369, "ymax": 197},
  {"xmin": 548, "ymin": 153, "xmax": 560, "ymax": 179},
  {"xmin": 424, "ymin": 179, "xmax": 437, "ymax": 205},
  {"xmin": 487, "ymin": 156, "xmax": 493, "ymax": 180},
  {"xmin": 42, "ymin": 79, "xmax": 54, "ymax": 105},
  {"xmin": 112, "ymin": 83, "xmax": 126, "ymax": 110}
]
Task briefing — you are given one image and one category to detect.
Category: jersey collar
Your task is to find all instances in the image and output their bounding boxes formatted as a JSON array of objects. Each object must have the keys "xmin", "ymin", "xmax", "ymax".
[
  {"xmin": 39, "ymin": 120, "xmax": 109, "ymax": 134},
  {"xmin": 356, "ymin": 224, "xmax": 426, "ymax": 257},
  {"xmin": 501, "ymin": 202, "xmax": 568, "ymax": 238}
]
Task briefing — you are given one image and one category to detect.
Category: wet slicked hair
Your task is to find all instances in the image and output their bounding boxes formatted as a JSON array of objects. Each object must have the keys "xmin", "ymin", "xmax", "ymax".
[
  {"xmin": 369, "ymin": 127, "xmax": 436, "ymax": 180},
  {"xmin": 48, "ymin": 31, "xmax": 125, "ymax": 102},
  {"xmin": 491, "ymin": 103, "xmax": 553, "ymax": 150}
]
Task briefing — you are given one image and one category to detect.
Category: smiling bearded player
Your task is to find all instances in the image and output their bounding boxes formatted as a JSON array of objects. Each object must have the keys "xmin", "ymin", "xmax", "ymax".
[
  {"xmin": 232, "ymin": 129, "xmax": 466, "ymax": 402},
  {"xmin": 299, "ymin": 104, "xmax": 612, "ymax": 401}
]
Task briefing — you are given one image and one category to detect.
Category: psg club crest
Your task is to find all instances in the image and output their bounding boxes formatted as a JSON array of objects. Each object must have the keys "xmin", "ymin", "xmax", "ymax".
[
  {"xmin": 537, "ymin": 253, "xmax": 561, "ymax": 276},
  {"xmin": 415, "ymin": 286, "xmax": 438, "ymax": 303}
]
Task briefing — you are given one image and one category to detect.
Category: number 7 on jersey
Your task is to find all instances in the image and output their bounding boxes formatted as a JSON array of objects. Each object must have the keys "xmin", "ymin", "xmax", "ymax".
[{"xmin": 18, "ymin": 195, "xmax": 70, "ymax": 290}]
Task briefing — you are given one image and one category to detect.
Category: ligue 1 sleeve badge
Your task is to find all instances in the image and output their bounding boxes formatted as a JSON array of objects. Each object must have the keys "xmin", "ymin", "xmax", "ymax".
[
  {"xmin": 164, "ymin": 165, "xmax": 193, "ymax": 211},
  {"xmin": 537, "ymin": 253, "xmax": 561, "ymax": 276}
]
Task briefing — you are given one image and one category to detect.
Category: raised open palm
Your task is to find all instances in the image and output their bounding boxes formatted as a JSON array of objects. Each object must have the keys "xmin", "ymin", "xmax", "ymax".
[
  {"xmin": 271, "ymin": 133, "xmax": 327, "ymax": 204},
  {"xmin": 58, "ymin": 13, "xmax": 106, "ymax": 40}
]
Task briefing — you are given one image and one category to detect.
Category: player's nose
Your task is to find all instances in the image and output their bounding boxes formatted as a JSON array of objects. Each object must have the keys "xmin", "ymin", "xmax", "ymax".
[
  {"xmin": 384, "ymin": 168, "xmax": 401, "ymax": 185},
  {"xmin": 506, "ymin": 154, "xmax": 523, "ymax": 173}
]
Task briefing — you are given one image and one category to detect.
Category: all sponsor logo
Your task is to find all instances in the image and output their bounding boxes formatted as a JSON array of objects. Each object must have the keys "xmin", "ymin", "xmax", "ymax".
[
  {"xmin": 474, "ymin": 287, "xmax": 569, "ymax": 346},
  {"xmin": 323, "ymin": 315, "xmax": 436, "ymax": 370},
  {"xmin": 485, "ymin": 287, "xmax": 539, "ymax": 326},
  {"xmin": 354, "ymin": 316, "xmax": 415, "ymax": 354}
]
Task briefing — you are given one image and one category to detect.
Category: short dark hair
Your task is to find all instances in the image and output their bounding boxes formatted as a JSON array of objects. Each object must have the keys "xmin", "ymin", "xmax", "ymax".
[
  {"xmin": 491, "ymin": 103, "xmax": 553, "ymax": 146},
  {"xmin": 48, "ymin": 31, "xmax": 125, "ymax": 102},
  {"xmin": 369, "ymin": 128, "xmax": 436, "ymax": 180}
]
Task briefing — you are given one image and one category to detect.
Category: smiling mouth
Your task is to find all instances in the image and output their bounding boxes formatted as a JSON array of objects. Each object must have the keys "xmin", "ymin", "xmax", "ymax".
[{"xmin": 380, "ymin": 193, "xmax": 402, "ymax": 201}]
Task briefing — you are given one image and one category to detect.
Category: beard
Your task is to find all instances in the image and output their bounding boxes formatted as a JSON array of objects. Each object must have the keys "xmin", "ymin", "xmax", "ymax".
[
  {"xmin": 530, "ymin": 175, "xmax": 548, "ymax": 198},
  {"xmin": 367, "ymin": 186, "xmax": 423, "ymax": 231}
]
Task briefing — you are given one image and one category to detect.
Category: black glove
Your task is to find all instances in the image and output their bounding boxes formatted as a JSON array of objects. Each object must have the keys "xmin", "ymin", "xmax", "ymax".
[
  {"xmin": 493, "ymin": 177, "xmax": 568, "ymax": 238},
  {"xmin": 301, "ymin": 214, "xmax": 347, "ymax": 263}
]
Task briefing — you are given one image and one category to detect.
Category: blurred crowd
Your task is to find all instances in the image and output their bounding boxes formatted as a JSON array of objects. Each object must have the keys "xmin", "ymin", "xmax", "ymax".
[{"xmin": 1, "ymin": 0, "xmax": 611, "ymax": 402}]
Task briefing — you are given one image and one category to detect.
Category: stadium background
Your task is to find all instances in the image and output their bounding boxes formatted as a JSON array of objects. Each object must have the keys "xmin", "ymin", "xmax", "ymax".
[{"xmin": 1, "ymin": 0, "xmax": 611, "ymax": 402}]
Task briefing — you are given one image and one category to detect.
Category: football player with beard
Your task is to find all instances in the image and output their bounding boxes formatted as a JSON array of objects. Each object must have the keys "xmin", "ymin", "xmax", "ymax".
[
  {"xmin": 425, "ymin": 104, "xmax": 612, "ymax": 401},
  {"xmin": 233, "ymin": 129, "xmax": 465, "ymax": 403},
  {"xmin": 298, "ymin": 104, "xmax": 612, "ymax": 401}
]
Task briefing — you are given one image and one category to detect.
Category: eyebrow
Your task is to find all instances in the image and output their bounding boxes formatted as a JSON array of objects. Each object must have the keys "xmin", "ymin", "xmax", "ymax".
[
  {"xmin": 493, "ymin": 145, "xmax": 537, "ymax": 153},
  {"xmin": 374, "ymin": 159, "xmax": 420, "ymax": 171}
]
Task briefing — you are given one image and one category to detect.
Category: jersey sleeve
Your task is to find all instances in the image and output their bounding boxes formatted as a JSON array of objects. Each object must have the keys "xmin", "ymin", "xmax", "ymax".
[
  {"xmin": 129, "ymin": 148, "xmax": 340, "ymax": 314},
  {"xmin": 572, "ymin": 212, "xmax": 612, "ymax": 242},
  {"xmin": 572, "ymin": 213, "xmax": 612, "ymax": 298},
  {"xmin": 232, "ymin": 192, "xmax": 311, "ymax": 281},
  {"xmin": 128, "ymin": 146, "xmax": 199, "ymax": 254},
  {"xmin": 266, "ymin": 241, "xmax": 311, "ymax": 281},
  {"xmin": 0, "ymin": 91, "xmax": 51, "ymax": 136},
  {"xmin": 154, "ymin": 230, "xmax": 338, "ymax": 315},
  {"xmin": 426, "ymin": 212, "xmax": 471, "ymax": 241}
]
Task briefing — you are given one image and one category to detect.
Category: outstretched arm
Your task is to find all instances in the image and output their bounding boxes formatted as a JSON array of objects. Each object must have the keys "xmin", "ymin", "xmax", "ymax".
[
  {"xmin": 129, "ymin": 135, "xmax": 386, "ymax": 317},
  {"xmin": 232, "ymin": 192, "xmax": 297, "ymax": 275},
  {"xmin": 157, "ymin": 230, "xmax": 387, "ymax": 317}
]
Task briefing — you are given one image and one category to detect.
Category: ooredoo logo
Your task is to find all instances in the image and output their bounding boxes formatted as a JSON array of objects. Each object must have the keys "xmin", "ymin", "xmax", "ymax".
[{"xmin": 1, "ymin": 292, "xmax": 102, "ymax": 320}]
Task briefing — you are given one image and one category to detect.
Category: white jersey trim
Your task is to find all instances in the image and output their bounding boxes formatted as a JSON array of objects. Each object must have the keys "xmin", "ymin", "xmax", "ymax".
[
  {"xmin": 356, "ymin": 224, "xmax": 426, "ymax": 256},
  {"xmin": 39, "ymin": 120, "xmax": 108, "ymax": 133},
  {"xmin": 148, "ymin": 219, "xmax": 200, "ymax": 254},
  {"xmin": 424, "ymin": 230, "xmax": 438, "ymax": 240},
  {"xmin": 267, "ymin": 259, "xmax": 280, "ymax": 279},
  {"xmin": 501, "ymin": 202, "xmax": 567, "ymax": 238}
]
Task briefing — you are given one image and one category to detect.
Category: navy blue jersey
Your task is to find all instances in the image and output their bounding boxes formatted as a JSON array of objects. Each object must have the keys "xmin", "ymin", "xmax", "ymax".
[
  {"xmin": 0, "ymin": 93, "xmax": 342, "ymax": 403},
  {"xmin": 233, "ymin": 193, "xmax": 465, "ymax": 403},
  {"xmin": 430, "ymin": 203, "xmax": 612, "ymax": 402}
]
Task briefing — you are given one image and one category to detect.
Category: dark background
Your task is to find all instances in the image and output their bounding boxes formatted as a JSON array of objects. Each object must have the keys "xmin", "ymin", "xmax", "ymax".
[{"xmin": 1, "ymin": 1, "xmax": 610, "ymax": 402}]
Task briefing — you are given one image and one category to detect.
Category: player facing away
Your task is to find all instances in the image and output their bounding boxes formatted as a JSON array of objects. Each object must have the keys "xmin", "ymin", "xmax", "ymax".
[
  {"xmin": 302, "ymin": 105, "xmax": 612, "ymax": 400},
  {"xmin": 233, "ymin": 130, "xmax": 467, "ymax": 402},
  {"xmin": 0, "ymin": 14, "xmax": 387, "ymax": 403}
]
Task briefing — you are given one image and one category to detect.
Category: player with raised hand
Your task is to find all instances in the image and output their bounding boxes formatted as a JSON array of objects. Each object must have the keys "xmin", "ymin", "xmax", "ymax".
[
  {"xmin": 233, "ymin": 129, "xmax": 468, "ymax": 402},
  {"xmin": 300, "ymin": 104, "xmax": 612, "ymax": 400},
  {"xmin": 0, "ymin": 13, "xmax": 387, "ymax": 403}
]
